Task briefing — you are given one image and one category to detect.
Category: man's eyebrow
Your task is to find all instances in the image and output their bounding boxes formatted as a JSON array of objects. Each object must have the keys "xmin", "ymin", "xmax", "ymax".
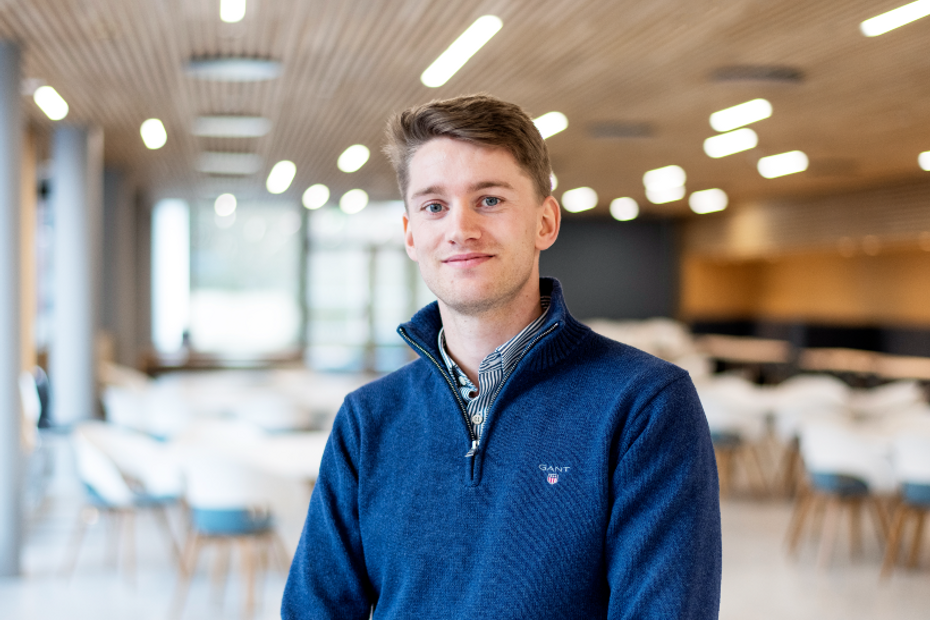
[
  {"xmin": 470, "ymin": 180, "xmax": 515, "ymax": 192},
  {"xmin": 409, "ymin": 180, "xmax": 515, "ymax": 201}
]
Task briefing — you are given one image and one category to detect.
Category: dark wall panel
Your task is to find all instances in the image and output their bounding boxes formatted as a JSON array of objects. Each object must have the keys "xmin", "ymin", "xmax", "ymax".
[{"xmin": 539, "ymin": 218, "xmax": 678, "ymax": 321}]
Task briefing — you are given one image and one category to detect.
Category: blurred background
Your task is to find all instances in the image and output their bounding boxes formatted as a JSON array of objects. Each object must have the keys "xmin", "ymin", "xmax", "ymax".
[{"xmin": 3, "ymin": 0, "xmax": 930, "ymax": 618}]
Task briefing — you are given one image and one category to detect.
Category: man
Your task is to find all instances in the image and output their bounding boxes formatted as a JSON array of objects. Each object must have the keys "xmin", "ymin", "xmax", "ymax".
[{"xmin": 282, "ymin": 94, "xmax": 721, "ymax": 619}]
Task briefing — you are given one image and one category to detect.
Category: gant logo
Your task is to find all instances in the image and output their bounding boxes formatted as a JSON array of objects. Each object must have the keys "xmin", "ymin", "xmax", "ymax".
[{"xmin": 539, "ymin": 464, "xmax": 570, "ymax": 485}]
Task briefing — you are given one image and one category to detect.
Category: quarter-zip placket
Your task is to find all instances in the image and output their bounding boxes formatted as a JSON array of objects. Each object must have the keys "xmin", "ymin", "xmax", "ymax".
[{"xmin": 398, "ymin": 321, "xmax": 560, "ymax": 465}]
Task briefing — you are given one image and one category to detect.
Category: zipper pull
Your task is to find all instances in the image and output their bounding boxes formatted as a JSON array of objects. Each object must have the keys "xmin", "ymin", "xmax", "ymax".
[{"xmin": 464, "ymin": 440, "xmax": 478, "ymax": 458}]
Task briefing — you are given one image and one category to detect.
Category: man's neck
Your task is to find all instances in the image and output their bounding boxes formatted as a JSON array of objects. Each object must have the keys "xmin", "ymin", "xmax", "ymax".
[{"xmin": 439, "ymin": 283, "xmax": 543, "ymax": 386}]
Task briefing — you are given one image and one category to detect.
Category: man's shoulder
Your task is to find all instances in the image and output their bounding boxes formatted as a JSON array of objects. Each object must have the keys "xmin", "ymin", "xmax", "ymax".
[
  {"xmin": 343, "ymin": 357, "xmax": 437, "ymax": 406},
  {"xmin": 577, "ymin": 328, "xmax": 689, "ymax": 385}
]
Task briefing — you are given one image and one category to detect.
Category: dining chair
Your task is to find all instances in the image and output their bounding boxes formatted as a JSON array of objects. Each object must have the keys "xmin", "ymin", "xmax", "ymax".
[
  {"xmin": 786, "ymin": 419, "xmax": 894, "ymax": 567},
  {"xmin": 880, "ymin": 433, "xmax": 930, "ymax": 578}
]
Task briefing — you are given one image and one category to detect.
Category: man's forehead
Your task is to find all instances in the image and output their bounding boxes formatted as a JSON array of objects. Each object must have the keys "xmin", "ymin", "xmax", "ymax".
[{"xmin": 407, "ymin": 137, "xmax": 530, "ymax": 195}]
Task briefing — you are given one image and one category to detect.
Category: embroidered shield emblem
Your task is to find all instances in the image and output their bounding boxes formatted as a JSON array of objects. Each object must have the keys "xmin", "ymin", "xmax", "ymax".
[{"xmin": 547, "ymin": 473, "xmax": 559, "ymax": 485}]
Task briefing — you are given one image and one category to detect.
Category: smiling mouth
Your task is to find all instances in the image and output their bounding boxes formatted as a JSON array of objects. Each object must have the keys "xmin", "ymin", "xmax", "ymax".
[{"xmin": 443, "ymin": 253, "xmax": 493, "ymax": 267}]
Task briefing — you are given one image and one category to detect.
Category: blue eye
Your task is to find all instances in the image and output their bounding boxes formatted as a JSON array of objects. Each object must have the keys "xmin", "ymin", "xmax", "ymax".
[
  {"xmin": 426, "ymin": 203, "xmax": 443, "ymax": 213},
  {"xmin": 483, "ymin": 197, "xmax": 500, "ymax": 207}
]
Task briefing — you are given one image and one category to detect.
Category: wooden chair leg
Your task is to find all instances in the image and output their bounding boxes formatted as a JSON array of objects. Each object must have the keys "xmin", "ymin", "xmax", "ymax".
[
  {"xmin": 907, "ymin": 511, "xmax": 925, "ymax": 568},
  {"xmin": 747, "ymin": 444, "xmax": 770, "ymax": 498},
  {"xmin": 60, "ymin": 506, "xmax": 93, "ymax": 577},
  {"xmin": 849, "ymin": 498, "xmax": 863, "ymax": 558},
  {"xmin": 869, "ymin": 497, "xmax": 889, "ymax": 545},
  {"xmin": 211, "ymin": 540, "xmax": 231, "ymax": 605},
  {"xmin": 155, "ymin": 506, "xmax": 181, "ymax": 565},
  {"xmin": 715, "ymin": 448, "xmax": 732, "ymax": 497},
  {"xmin": 171, "ymin": 532, "xmax": 203, "ymax": 619},
  {"xmin": 123, "ymin": 510, "xmax": 136, "ymax": 585},
  {"xmin": 881, "ymin": 505, "xmax": 909, "ymax": 580},
  {"xmin": 818, "ymin": 497, "xmax": 842, "ymax": 568},
  {"xmin": 240, "ymin": 538, "xmax": 256, "ymax": 618},
  {"xmin": 810, "ymin": 492, "xmax": 828, "ymax": 546},
  {"xmin": 786, "ymin": 489, "xmax": 813, "ymax": 554}
]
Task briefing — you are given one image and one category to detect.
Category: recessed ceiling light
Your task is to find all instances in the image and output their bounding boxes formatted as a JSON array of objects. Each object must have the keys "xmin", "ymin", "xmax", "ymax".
[
  {"xmin": 302, "ymin": 184, "xmax": 330, "ymax": 210},
  {"xmin": 140, "ymin": 118, "xmax": 167, "ymax": 150},
  {"xmin": 197, "ymin": 152, "xmax": 262, "ymax": 175},
  {"xmin": 549, "ymin": 173, "xmax": 558, "ymax": 190},
  {"xmin": 861, "ymin": 0, "xmax": 930, "ymax": 37},
  {"xmin": 561, "ymin": 187, "xmax": 598, "ymax": 213},
  {"xmin": 645, "ymin": 185, "xmax": 685, "ymax": 205},
  {"xmin": 33, "ymin": 85, "xmax": 68, "ymax": 120},
  {"xmin": 421, "ymin": 15, "xmax": 502, "ymax": 88},
  {"xmin": 918, "ymin": 151, "xmax": 930, "ymax": 171},
  {"xmin": 193, "ymin": 116, "xmax": 271, "ymax": 138},
  {"xmin": 610, "ymin": 197, "xmax": 639, "ymax": 221},
  {"xmin": 340, "ymin": 189, "xmax": 369, "ymax": 214},
  {"xmin": 534, "ymin": 112, "xmax": 568, "ymax": 140},
  {"xmin": 758, "ymin": 151, "xmax": 808, "ymax": 179},
  {"xmin": 267, "ymin": 160, "xmax": 296, "ymax": 194},
  {"xmin": 337, "ymin": 144, "xmax": 370, "ymax": 173},
  {"xmin": 220, "ymin": 0, "xmax": 246, "ymax": 23},
  {"xmin": 643, "ymin": 165, "xmax": 686, "ymax": 190},
  {"xmin": 709, "ymin": 99, "xmax": 772, "ymax": 132},
  {"xmin": 214, "ymin": 193, "xmax": 237, "ymax": 216},
  {"xmin": 703, "ymin": 128, "xmax": 758, "ymax": 158},
  {"xmin": 186, "ymin": 57, "xmax": 282, "ymax": 82},
  {"xmin": 689, "ymin": 189, "xmax": 728, "ymax": 214}
]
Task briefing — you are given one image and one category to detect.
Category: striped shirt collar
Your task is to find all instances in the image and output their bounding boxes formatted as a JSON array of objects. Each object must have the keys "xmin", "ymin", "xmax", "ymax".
[{"xmin": 438, "ymin": 296, "xmax": 552, "ymax": 401}]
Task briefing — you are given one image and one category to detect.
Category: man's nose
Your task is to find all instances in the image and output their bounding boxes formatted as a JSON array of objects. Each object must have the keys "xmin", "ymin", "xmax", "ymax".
[{"xmin": 446, "ymin": 203, "xmax": 481, "ymax": 243}]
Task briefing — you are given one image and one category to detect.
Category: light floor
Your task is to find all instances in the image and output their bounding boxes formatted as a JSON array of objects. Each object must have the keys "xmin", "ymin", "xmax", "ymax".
[{"xmin": 1, "ymin": 438, "xmax": 929, "ymax": 619}]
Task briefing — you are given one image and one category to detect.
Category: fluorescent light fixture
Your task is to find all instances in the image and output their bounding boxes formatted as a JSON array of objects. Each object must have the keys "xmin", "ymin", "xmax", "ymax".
[
  {"xmin": 340, "ymin": 189, "xmax": 369, "ymax": 214},
  {"xmin": 645, "ymin": 185, "xmax": 685, "ymax": 204},
  {"xmin": 534, "ymin": 112, "xmax": 568, "ymax": 140},
  {"xmin": 861, "ymin": 0, "xmax": 930, "ymax": 36},
  {"xmin": 197, "ymin": 152, "xmax": 262, "ymax": 175},
  {"xmin": 220, "ymin": 0, "xmax": 246, "ymax": 23},
  {"xmin": 140, "ymin": 118, "xmax": 167, "ymax": 150},
  {"xmin": 421, "ymin": 15, "xmax": 503, "ymax": 87},
  {"xmin": 689, "ymin": 189, "xmax": 728, "ymax": 214},
  {"xmin": 709, "ymin": 99, "xmax": 772, "ymax": 132},
  {"xmin": 267, "ymin": 160, "xmax": 297, "ymax": 194},
  {"xmin": 758, "ymin": 150, "xmax": 808, "ymax": 179},
  {"xmin": 214, "ymin": 193, "xmax": 237, "ymax": 216},
  {"xmin": 33, "ymin": 85, "xmax": 68, "ymax": 120},
  {"xmin": 561, "ymin": 187, "xmax": 598, "ymax": 213},
  {"xmin": 919, "ymin": 151, "xmax": 930, "ymax": 171},
  {"xmin": 610, "ymin": 197, "xmax": 639, "ymax": 221},
  {"xmin": 302, "ymin": 184, "xmax": 330, "ymax": 210},
  {"xmin": 643, "ymin": 165, "xmax": 686, "ymax": 190},
  {"xmin": 550, "ymin": 173, "xmax": 558, "ymax": 191},
  {"xmin": 337, "ymin": 144, "xmax": 370, "ymax": 173},
  {"xmin": 703, "ymin": 128, "xmax": 758, "ymax": 158},
  {"xmin": 193, "ymin": 116, "xmax": 271, "ymax": 138},
  {"xmin": 186, "ymin": 57, "xmax": 281, "ymax": 81}
]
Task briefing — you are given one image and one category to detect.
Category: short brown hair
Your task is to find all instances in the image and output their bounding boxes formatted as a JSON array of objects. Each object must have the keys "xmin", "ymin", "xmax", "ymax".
[{"xmin": 383, "ymin": 94, "xmax": 552, "ymax": 204}]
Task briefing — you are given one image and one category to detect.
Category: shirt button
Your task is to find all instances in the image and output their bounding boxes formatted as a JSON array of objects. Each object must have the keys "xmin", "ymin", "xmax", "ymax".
[{"xmin": 471, "ymin": 414, "xmax": 484, "ymax": 425}]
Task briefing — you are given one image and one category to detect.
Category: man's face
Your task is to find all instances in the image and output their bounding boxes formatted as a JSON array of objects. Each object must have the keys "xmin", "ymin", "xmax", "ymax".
[{"xmin": 403, "ymin": 137, "xmax": 560, "ymax": 317}]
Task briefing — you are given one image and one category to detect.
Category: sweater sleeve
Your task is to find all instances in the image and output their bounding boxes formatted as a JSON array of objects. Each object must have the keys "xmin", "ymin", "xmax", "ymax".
[
  {"xmin": 281, "ymin": 401, "xmax": 374, "ymax": 620},
  {"xmin": 605, "ymin": 374, "xmax": 722, "ymax": 620}
]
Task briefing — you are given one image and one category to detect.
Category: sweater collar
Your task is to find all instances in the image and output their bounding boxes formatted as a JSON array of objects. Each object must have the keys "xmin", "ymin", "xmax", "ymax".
[{"xmin": 397, "ymin": 277, "xmax": 590, "ymax": 374}]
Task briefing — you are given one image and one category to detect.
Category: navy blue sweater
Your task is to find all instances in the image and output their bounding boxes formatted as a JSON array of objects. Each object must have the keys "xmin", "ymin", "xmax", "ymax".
[{"xmin": 282, "ymin": 278, "xmax": 721, "ymax": 619}]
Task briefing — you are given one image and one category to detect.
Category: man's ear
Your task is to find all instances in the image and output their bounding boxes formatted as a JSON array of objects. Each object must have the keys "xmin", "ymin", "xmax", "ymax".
[
  {"xmin": 535, "ymin": 195, "xmax": 561, "ymax": 251},
  {"xmin": 403, "ymin": 212, "xmax": 419, "ymax": 262}
]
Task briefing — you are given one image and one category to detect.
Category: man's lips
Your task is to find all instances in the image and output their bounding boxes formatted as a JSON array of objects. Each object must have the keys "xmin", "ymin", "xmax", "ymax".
[{"xmin": 442, "ymin": 253, "xmax": 493, "ymax": 267}]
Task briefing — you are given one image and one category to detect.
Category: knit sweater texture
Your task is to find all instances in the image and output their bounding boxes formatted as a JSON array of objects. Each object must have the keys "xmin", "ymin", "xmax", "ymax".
[{"xmin": 282, "ymin": 278, "xmax": 722, "ymax": 619}]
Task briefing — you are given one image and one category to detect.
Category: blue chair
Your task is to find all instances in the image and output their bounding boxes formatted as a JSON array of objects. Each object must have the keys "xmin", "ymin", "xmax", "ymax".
[
  {"xmin": 881, "ymin": 435, "xmax": 930, "ymax": 578},
  {"xmin": 171, "ymin": 446, "xmax": 290, "ymax": 618}
]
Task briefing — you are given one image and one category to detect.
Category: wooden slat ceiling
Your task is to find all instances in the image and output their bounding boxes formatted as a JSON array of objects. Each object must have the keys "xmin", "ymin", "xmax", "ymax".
[{"xmin": 1, "ymin": 0, "xmax": 929, "ymax": 216}]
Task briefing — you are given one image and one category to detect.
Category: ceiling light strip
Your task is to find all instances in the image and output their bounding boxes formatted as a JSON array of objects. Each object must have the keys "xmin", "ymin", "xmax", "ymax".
[
  {"xmin": 861, "ymin": 0, "xmax": 930, "ymax": 37},
  {"xmin": 421, "ymin": 15, "xmax": 503, "ymax": 88}
]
